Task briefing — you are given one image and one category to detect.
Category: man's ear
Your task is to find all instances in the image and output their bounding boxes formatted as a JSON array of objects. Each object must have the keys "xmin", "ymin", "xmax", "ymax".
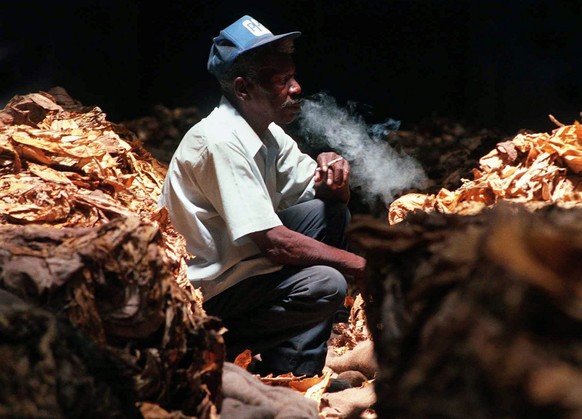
[{"xmin": 233, "ymin": 76, "xmax": 250, "ymax": 101}]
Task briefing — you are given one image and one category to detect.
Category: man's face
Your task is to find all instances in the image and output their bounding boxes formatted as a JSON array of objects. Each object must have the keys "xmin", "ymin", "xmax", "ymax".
[{"xmin": 250, "ymin": 54, "xmax": 302, "ymax": 125}]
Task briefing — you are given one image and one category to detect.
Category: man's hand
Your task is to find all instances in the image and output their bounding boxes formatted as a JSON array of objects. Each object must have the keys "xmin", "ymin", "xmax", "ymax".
[
  {"xmin": 314, "ymin": 152, "xmax": 350, "ymax": 203},
  {"xmin": 314, "ymin": 152, "xmax": 350, "ymax": 189}
]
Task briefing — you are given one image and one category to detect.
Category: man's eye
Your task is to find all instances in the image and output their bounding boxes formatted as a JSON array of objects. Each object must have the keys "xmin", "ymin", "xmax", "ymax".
[{"xmin": 279, "ymin": 76, "xmax": 293, "ymax": 85}]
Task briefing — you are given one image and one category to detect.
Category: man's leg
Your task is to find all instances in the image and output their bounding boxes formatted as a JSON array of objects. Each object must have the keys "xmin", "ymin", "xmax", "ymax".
[
  {"xmin": 203, "ymin": 199, "xmax": 350, "ymax": 375},
  {"xmin": 277, "ymin": 198, "xmax": 350, "ymax": 249},
  {"xmin": 204, "ymin": 264, "xmax": 347, "ymax": 375},
  {"xmin": 279, "ymin": 198, "xmax": 353, "ymax": 322}
]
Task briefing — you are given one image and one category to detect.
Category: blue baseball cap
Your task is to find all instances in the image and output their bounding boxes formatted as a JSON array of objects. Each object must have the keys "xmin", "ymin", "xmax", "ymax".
[{"xmin": 207, "ymin": 15, "xmax": 301, "ymax": 77}]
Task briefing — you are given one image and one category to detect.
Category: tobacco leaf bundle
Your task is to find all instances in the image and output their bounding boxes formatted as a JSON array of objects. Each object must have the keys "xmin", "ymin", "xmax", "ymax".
[
  {"xmin": 0, "ymin": 290, "xmax": 141, "ymax": 419},
  {"xmin": 350, "ymin": 204, "xmax": 582, "ymax": 418},
  {"xmin": 0, "ymin": 89, "xmax": 224, "ymax": 418},
  {"xmin": 389, "ymin": 119, "xmax": 582, "ymax": 224}
]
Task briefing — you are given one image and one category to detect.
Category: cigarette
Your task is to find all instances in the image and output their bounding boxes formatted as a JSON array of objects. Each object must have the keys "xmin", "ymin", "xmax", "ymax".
[{"xmin": 315, "ymin": 156, "xmax": 344, "ymax": 172}]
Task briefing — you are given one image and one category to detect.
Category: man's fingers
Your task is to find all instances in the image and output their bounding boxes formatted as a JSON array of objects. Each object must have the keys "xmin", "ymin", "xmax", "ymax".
[
  {"xmin": 315, "ymin": 154, "xmax": 350, "ymax": 189},
  {"xmin": 327, "ymin": 166, "xmax": 334, "ymax": 185},
  {"xmin": 340, "ymin": 163, "xmax": 349, "ymax": 186}
]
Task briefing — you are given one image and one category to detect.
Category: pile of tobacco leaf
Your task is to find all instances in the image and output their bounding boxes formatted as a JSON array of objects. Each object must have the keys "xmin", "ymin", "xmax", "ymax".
[
  {"xmin": 389, "ymin": 116, "xmax": 582, "ymax": 224},
  {"xmin": 347, "ymin": 113, "xmax": 582, "ymax": 418},
  {"xmin": 0, "ymin": 88, "xmax": 224, "ymax": 418},
  {"xmin": 351, "ymin": 203, "xmax": 582, "ymax": 419}
]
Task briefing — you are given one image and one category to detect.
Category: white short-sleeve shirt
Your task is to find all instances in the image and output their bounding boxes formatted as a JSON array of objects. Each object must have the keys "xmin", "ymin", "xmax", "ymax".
[{"xmin": 158, "ymin": 97, "xmax": 317, "ymax": 299}]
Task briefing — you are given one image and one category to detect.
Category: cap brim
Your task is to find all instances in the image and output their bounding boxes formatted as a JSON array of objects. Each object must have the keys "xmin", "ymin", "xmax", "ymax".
[{"xmin": 246, "ymin": 31, "xmax": 301, "ymax": 53}]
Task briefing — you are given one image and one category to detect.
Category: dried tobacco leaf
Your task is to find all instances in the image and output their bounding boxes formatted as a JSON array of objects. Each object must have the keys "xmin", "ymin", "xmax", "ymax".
[
  {"xmin": 330, "ymin": 293, "xmax": 372, "ymax": 355},
  {"xmin": 0, "ymin": 290, "xmax": 140, "ymax": 419},
  {"xmin": 389, "ymin": 118, "xmax": 582, "ymax": 224},
  {"xmin": 0, "ymin": 90, "xmax": 223, "ymax": 418},
  {"xmin": 351, "ymin": 205, "xmax": 582, "ymax": 418}
]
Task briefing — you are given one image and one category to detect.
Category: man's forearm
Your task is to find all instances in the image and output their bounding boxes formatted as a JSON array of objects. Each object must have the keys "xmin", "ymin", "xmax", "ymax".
[{"xmin": 249, "ymin": 225, "xmax": 365, "ymax": 278}]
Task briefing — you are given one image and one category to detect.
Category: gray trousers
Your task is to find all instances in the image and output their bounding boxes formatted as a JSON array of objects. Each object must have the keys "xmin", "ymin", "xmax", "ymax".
[{"xmin": 203, "ymin": 199, "xmax": 349, "ymax": 376}]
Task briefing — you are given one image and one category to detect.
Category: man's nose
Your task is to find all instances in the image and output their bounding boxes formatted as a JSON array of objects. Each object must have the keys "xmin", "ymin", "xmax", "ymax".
[{"xmin": 289, "ymin": 78, "xmax": 301, "ymax": 95}]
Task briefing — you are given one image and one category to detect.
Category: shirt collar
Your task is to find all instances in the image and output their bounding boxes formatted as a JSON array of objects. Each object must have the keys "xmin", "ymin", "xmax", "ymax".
[
  {"xmin": 218, "ymin": 96, "xmax": 278, "ymax": 156},
  {"xmin": 218, "ymin": 96, "xmax": 263, "ymax": 156}
]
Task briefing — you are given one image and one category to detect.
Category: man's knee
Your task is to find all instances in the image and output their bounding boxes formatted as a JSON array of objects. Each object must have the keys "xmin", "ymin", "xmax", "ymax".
[
  {"xmin": 301, "ymin": 265, "xmax": 347, "ymax": 307},
  {"xmin": 320, "ymin": 200, "xmax": 350, "ymax": 248},
  {"xmin": 299, "ymin": 198, "xmax": 350, "ymax": 226},
  {"xmin": 324, "ymin": 199, "xmax": 350, "ymax": 227},
  {"xmin": 279, "ymin": 199, "xmax": 350, "ymax": 248}
]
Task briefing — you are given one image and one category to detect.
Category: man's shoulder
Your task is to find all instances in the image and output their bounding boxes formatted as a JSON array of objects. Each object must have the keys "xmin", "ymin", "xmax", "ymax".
[
  {"xmin": 174, "ymin": 120, "xmax": 247, "ymax": 168},
  {"xmin": 267, "ymin": 123, "xmax": 297, "ymax": 145},
  {"xmin": 181, "ymin": 107, "xmax": 239, "ymax": 146},
  {"xmin": 268, "ymin": 122, "xmax": 290, "ymax": 138},
  {"xmin": 197, "ymin": 101, "xmax": 248, "ymax": 140}
]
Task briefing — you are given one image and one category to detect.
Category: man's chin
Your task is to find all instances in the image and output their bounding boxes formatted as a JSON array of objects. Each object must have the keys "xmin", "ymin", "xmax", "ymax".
[{"xmin": 279, "ymin": 107, "xmax": 301, "ymax": 124}]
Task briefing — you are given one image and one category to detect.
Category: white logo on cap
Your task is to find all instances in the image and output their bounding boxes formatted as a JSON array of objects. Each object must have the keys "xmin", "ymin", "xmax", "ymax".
[{"xmin": 242, "ymin": 18, "xmax": 272, "ymax": 36}]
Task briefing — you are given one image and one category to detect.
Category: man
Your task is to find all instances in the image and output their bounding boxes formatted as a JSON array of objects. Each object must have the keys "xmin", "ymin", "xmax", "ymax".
[{"xmin": 159, "ymin": 15, "xmax": 366, "ymax": 377}]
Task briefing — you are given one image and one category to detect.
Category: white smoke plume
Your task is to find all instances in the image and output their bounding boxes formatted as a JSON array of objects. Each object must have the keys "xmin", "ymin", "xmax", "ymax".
[{"xmin": 297, "ymin": 92, "xmax": 428, "ymax": 206}]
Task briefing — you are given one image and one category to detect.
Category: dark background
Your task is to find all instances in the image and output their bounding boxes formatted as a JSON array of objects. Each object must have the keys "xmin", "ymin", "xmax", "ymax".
[{"xmin": 2, "ymin": 0, "xmax": 580, "ymax": 134}]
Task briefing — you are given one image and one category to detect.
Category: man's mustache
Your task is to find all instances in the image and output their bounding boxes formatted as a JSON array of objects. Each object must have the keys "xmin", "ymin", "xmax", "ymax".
[{"xmin": 282, "ymin": 98, "xmax": 302, "ymax": 108}]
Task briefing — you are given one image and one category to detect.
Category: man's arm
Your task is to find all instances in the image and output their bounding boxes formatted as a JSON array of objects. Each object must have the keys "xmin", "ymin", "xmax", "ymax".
[
  {"xmin": 248, "ymin": 225, "xmax": 366, "ymax": 279},
  {"xmin": 248, "ymin": 151, "xmax": 368, "ymax": 288}
]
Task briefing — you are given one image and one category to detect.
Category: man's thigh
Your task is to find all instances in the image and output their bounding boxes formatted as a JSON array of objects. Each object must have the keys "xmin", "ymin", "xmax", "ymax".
[{"xmin": 203, "ymin": 264, "xmax": 346, "ymax": 323}]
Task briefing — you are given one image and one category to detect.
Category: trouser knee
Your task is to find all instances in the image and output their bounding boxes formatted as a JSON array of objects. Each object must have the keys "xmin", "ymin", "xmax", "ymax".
[
  {"xmin": 279, "ymin": 199, "xmax": 351, "ymax": 249},
  {"xmin": 302, "ymin": 265, "xmax": 348, "ymax": 317}
]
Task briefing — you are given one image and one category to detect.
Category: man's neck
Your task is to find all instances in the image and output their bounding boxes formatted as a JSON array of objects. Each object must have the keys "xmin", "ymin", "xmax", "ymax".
[
  {"xmin": 240, "ymin": 109, "xmax": 270, "ymax": 136},
  {"xmin": 226, "ymin": 96, "xmax": 271, "ymax": 137}
]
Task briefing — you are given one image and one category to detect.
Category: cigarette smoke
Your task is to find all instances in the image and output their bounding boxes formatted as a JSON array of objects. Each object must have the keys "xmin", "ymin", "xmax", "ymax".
[{"xmin": 297, "ymin": 92, "xmax": 428, "ymax": 207}]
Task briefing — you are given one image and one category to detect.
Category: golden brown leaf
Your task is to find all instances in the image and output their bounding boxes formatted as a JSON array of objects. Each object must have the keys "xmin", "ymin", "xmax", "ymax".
[{"xmin": 389, "ymin": 118, "xmax": 582, "ymax": 224}]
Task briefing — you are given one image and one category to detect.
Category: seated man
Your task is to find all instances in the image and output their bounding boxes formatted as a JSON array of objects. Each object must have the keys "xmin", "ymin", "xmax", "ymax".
[{"xmin": 158, "ymin": 15, "xmax": 366, "ymax": 377}]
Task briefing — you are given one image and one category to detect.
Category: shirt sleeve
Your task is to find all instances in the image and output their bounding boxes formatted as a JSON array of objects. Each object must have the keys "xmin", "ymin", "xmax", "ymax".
[{"xmin": 196, "ymin": 141, "xmax": 282, "ymax": 242}]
